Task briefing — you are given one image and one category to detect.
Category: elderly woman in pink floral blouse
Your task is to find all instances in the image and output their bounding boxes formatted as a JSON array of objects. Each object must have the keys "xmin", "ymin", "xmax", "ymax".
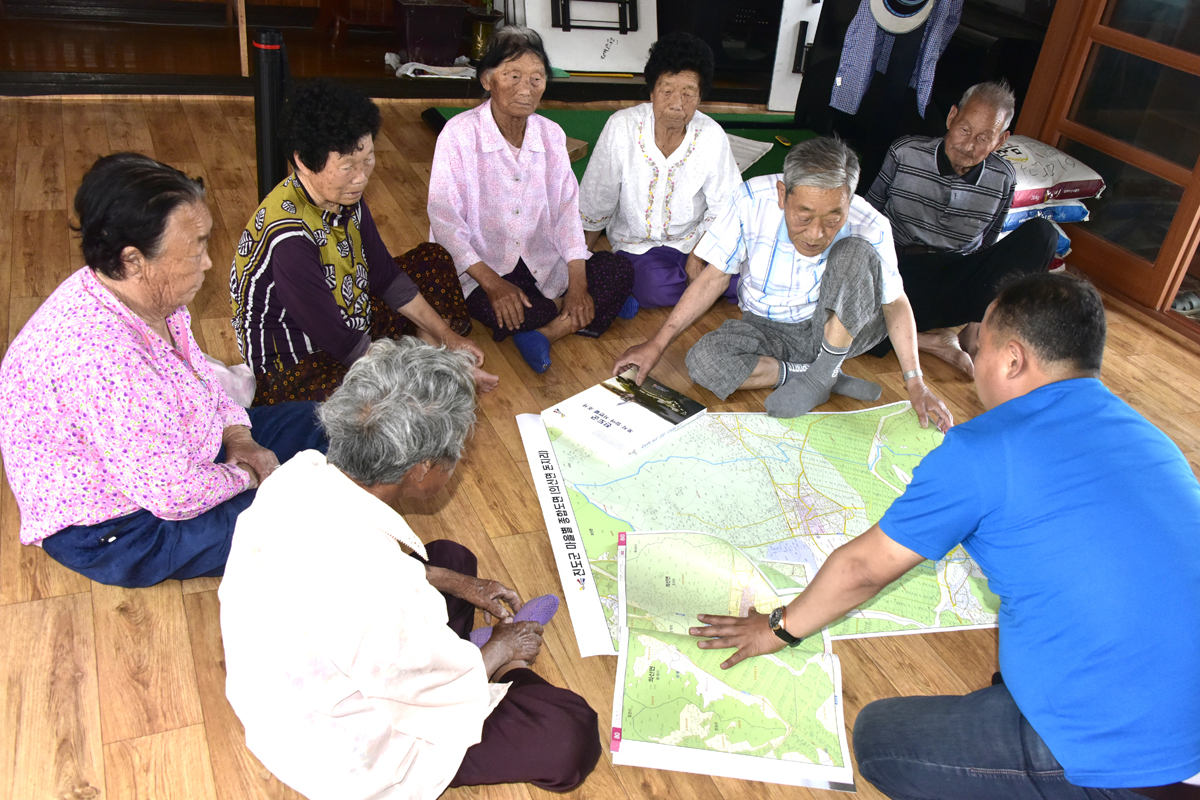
[
  {"xmin": 427, "ymin": 25, "xmax": 635, "ymax": 374},
  {"xmin": 0, "ymin": 153, "xmax": 326, "ymax": 587}
]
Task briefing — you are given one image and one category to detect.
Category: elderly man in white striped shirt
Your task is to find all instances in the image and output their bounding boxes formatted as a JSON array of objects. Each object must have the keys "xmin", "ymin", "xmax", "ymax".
[{"xmin": 613, "ymin": 136, "xmax": 951, "ymax": 430}]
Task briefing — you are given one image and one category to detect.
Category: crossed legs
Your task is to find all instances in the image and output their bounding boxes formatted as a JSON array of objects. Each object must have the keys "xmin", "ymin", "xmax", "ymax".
[
  {"xmin": 891, "ymin": 218, "xmax": 1058, "ymax": 377},
  {"xmin": 685, "ymin": 237, "xmax": 890, "ymax": 417}
]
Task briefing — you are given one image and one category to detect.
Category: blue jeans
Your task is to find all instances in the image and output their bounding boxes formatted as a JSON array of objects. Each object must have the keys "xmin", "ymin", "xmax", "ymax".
[
  {"xmin": 42, "ymin": 402, "xmax": 327, "ymax": 587},
  {"xmin": 853, "ymin": 683, "xmax": 1143, "ymax": 800}
]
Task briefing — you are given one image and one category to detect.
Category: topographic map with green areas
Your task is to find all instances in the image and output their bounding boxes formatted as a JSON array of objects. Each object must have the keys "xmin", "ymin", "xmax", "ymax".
[
  {"xmin": 545, "ymin": 403, "xmax": 1000, "ymax": 649},
  {"xmin": 611, "ymin": 531, "xmax": 853, "ymax": 789}
]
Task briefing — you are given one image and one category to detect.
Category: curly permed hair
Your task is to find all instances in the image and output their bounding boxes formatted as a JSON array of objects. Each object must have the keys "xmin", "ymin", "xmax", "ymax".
[
  {"xmin": 644, "ymin": 32, "xmax": 715, "ymax": 99},
  {"xmin": 281, "ymin": 79, "xmax": 382, "ymax": 173}
]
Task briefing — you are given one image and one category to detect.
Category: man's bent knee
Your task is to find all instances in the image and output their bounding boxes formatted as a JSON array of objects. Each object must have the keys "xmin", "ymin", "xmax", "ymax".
[
  {"xmin": 818, "ymin": 237, "xmax": 885, "ymax": 343},
  {"xmin": 685, "ymin": 338, "xmax": 743, "ymax": 401},
  {"xmin": 1025, "ymin": 217, "xmax": 1059, "ymax": 259},
  {"xmin": 854, "ymin": 698, "xmax": 923, "ymax": 798},
  {"xmin": 852, "ymin": 697, "xmax": 902, "ymax": 764},
  {"xmin": 827, "ymin": 236, "xmax": 883, "ymax": 279}
]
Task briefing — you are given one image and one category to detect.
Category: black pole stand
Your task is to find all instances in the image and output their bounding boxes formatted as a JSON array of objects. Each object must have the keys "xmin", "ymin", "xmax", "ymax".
[{"xmin": 253, "ymin": 29, "xmax": 289, "ymax": 202}]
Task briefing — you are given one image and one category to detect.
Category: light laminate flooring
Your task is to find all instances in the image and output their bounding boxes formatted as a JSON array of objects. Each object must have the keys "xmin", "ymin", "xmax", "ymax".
[{"xmin": 1, "ymin": 95, "xmax": 1198, "ymax": 800}]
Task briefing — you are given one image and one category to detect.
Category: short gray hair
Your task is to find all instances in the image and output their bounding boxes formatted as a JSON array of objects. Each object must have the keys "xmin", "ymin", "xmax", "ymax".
[
  {"xmin": 478, "ymin": 24, "xmax": 551, "ymax": 99},
  {"xmin": 318, "ymin": 338, "xmax": 477, "ymax": 486},
  {"xmin": 781, "ymin": 136, "xmax": 860, "ymax": 197},
  {"xmin": 959, "ymin": 80, "xmax": 1016, "ymax": 130}
]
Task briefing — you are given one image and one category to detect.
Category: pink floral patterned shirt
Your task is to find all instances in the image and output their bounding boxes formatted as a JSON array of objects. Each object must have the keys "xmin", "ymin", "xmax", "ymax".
[
  {"xmin": 0, "ymin": 267, "xmax": 252, "ymax": 546},
  {"xmin": 427, "ymin": 100, "xmax": 592, "ymax": 299}
]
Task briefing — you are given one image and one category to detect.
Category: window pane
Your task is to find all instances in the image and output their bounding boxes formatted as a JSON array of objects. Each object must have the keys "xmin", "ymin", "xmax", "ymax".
[
  {"xmin": 1058, "ymin": 137, "xmax": 1184, "ymax": 262},
  {"xmin": 1070, "ymin": 44, "xmax": 1200, "ymax": 170},
  {"xmin": 1104, "ymin": 0, "xmax": 1200, "ymax": 56}
]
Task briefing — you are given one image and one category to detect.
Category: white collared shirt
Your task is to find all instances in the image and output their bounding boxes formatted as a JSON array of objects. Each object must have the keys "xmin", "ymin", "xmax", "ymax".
[
  {"xmin": 578, "ymin": 103, "xmax": 742, "ymax": 255},
  {"xmin": 692, "ymin": 175, "xmax": 903, "ymax": 323},
  {"xmin": 219, "ymin": 451, "xmax": 507, "ymax": 800}
]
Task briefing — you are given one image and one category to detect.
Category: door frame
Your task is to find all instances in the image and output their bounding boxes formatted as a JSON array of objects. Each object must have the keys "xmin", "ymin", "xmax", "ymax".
[{"xmin": 1015, "ymin": 0, "xmax": 1200, "ymax": 314}]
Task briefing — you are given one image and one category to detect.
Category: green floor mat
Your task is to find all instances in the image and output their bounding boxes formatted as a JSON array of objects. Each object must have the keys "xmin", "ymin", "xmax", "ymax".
[{"xmin": 430, "ymin": 106, "xmax": 814, "ymax": 181}]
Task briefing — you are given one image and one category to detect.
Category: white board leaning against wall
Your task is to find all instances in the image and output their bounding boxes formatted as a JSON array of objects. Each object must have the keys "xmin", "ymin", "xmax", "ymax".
[{"xmin": 520, "ymin": 0, "xmax": 660, "ymax": 73}]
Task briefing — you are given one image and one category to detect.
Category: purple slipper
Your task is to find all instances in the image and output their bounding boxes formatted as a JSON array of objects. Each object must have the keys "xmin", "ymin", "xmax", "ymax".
[{"xmin": 469, "ymin": 593, "xmax": 560, "ymax": 648}]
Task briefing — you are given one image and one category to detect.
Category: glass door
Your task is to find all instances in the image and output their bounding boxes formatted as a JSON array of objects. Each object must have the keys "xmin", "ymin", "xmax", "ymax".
[{"xmin": 1016, "ymin": 0, "xmax": 1200, "ymax": 317}]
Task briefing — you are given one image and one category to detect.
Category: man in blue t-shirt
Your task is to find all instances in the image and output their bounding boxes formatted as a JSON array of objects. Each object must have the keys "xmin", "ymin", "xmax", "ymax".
[{"xmin": 689, "ymin": 273, "xmax": 1200, "ymax": 798}]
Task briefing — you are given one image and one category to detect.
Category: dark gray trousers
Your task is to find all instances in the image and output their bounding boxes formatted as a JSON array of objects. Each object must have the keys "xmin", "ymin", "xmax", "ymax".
[{"xmin": 686, "ymin": 237, "xmax": 889, "ymax": 400}]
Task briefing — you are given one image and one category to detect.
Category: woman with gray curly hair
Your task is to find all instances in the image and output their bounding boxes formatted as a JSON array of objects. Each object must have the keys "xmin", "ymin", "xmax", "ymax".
[
  {"xmin": 220, "ymin": 337, "xmax": 601, "ymax": 800},
  {"xmin": 231, "ymin": 78, "xmax": 497, "ymax": 407}
]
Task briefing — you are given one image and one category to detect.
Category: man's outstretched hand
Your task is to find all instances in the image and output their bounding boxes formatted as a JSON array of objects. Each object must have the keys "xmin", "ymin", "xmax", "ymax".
[
  {"xmin": 906, "ymin": 379, "xmax": 953, "ymax": 433},
  {"xmin": 612, "ymin": 340, "xmax": 666, "ymax": 386},
  {"xmin": 689, "ymin": 608, "xmax": 787, "ymax": 670}
]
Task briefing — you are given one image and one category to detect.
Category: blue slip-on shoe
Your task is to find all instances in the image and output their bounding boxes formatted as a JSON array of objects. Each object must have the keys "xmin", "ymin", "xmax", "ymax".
[
  {"xmin": 512, "ymin": 330, "xmax": 552, "ymax": 373},
  {"xmin": 617, "ymin": 295, "xmax": 639, "ymax": 320}
]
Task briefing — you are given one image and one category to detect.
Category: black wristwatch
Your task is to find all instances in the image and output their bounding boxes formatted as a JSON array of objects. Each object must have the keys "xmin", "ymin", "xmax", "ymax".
[{"xmin": 768, "ymin": 606, "xmax": 803, "ymax": 647}]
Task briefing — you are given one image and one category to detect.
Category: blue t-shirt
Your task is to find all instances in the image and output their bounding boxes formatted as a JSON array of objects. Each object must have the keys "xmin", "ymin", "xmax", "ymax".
[{"xmin": 879, "ymin": 378, "xmax": 1200, "ymax": 788}]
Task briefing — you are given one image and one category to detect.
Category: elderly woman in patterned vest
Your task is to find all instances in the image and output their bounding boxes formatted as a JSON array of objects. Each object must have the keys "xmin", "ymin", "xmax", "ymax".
[{"xmin": 231, "ymin": 78, "xmax": 497, "ymax": 405}]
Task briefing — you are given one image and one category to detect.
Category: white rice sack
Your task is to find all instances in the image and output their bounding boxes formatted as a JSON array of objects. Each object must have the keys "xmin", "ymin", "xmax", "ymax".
[
  {"xmin": 994, "ymin": 135, "xmax": 1106, "ymax": 208},
  {"xmin": 1050, "ymin": 220, "xmax": 1071, "ymax": 258},
  {"xmin": 995, "ymin": 218, "xmax": 1072, "ymax": 258},
  {"xmin": 1001, "ymin": 199, "xmax": 1090, "ymax": 232}
]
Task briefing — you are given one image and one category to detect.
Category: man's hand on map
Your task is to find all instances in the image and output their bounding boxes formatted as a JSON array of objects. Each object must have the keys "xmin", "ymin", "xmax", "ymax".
[
  {"xmin": 690, "ymin": 609, "xmax": 786, "ymax": 670},
  {"xmin": 425, "ymin": 566, "xmax": 524, "ymax": 624},
  {"xmin": 906, "ymin": 378, "xmax": 954, "ymax": 433},
  {"xmin": 612, "ymin": 339, "xmax": 667, "ymax": 386}
]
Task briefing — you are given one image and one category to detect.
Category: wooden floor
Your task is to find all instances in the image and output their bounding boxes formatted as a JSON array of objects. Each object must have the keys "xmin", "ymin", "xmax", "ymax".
[{"xmin": 1, "ymin": 95, "xmax": 1198, "ymax": 800}]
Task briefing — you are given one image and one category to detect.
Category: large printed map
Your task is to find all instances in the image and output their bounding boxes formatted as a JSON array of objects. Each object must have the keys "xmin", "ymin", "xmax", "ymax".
[
  {"xmin": 521, "ymin": 403, "xmax": 999, "ymax": 656},
  {"xmin": 610, "ymin": 530, "xmax": 855, "ymax": 790}
]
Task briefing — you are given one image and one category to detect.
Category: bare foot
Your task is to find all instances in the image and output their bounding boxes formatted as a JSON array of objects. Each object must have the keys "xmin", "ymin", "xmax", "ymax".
[
  {"xmin": 917, "ymin": 329, "xmax": 974, "ymax": 378},
  {"xmin": 492, "ymin": 659, "xmax": 532, "ymax": 681},
  {"xmin": 537, "ymin": 313, "xmax": 579, "ymax": 345},
  {"xmin": 957, "ymin": 322, "xmax": 980, "ymax": 360},
  {"xmin": 474, "ymin": 367, "xmax": 499, "ymax": 393}
]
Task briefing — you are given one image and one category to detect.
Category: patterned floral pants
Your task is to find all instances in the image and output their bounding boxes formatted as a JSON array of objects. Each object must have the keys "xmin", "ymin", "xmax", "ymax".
[
  {"xmin": 252, "ymin": 243, "xmax": 469, "ymax": 407},
  {"xmin": 465, "ymin": 251, "xmax": 634, "ymax": 342}
]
